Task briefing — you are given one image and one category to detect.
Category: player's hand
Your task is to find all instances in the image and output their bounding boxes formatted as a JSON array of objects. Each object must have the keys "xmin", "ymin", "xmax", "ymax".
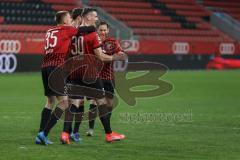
[{"xmin": 113, "ymin": 52, "xmax": 127, "ymax": 61}]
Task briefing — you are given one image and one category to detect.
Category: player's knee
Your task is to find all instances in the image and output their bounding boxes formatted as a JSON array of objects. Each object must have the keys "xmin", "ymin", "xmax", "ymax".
[
  {"xmin": 70, "ymin": 99, "xmax": 80, "ymax": 107},
  {"xmin": 56, "ymin": 96, "xmax": 69, "ymax": 110},
  {"xmin": 61, "ymin": 100, "xmax": 69, "ymax": 110},
  {"xmin": 89, "ymin": 99, "xmax": 97, "ymax": 105},
  {"xmin": 45, "ymin": 96, "xmax": 56, "ymax": 109},
  {"xmin": 79, "ymin": 99, "xmax": 84, "ymax": 106},
  {"xmin": 107, "ymin": 98, "xmax": 113, "ymax": 107},
  {"xmin": 97, "ymin": 98, "xmax": 107, "ymax": 106}
]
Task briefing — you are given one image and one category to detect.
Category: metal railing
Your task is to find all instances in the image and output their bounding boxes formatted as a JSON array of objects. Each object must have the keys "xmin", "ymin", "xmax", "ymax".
[{"xmin": 211, "ymin": 12, "xmax": 240, "ymax": 41}]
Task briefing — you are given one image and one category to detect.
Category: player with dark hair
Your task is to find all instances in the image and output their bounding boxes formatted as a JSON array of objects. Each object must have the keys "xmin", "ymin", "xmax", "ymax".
[
  {"xmin": 70, "ymin": 8, "xmax": 98, "ymax": 139},
  {"xmin": 60, "ymin": 8, "xmax": 127, "ymax": 144},
  {"xmin": 63, "ymin": 7, "xmax": 85, "ymax": 143},
  {"xmin": 61, "ymin": 7, "xmax": 97, "ymax": 143},
  {"xmin": 35, "ymin": 10, "xmax": 97, "ymax": 145},
  {"xmin": 95, "ymin": 21, "xmax": 125, "ymax": 142}
]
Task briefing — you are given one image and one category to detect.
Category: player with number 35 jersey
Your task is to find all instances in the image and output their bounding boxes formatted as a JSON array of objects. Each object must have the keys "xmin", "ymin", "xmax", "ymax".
[{"xmin": 35, "ymin": 10, "xmax": 97, "ymax": 145}]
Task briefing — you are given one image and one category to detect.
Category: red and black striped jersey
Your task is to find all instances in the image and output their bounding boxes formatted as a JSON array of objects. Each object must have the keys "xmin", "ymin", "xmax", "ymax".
[
  {"xmin": 68, "ymin": 31, "xmax": 103, "ymax": 80},
  {"xmin": 41, "ymin": 25, "xmax": 77, "ymax": 68},
  {"xmin": 99, "ymin": 37, "xmax": 122, "ymax": 80}
]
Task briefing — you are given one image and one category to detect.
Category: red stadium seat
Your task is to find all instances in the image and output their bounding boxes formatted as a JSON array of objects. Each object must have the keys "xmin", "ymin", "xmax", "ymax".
[
  {"xmin": 113, "ymin": 14, "xmax": 172, "ymax": 22},
  {"xmin": 42, "ymin": 0, "xmax": 79, "ymax": 5},
  {"xmin": 104, "ymin": 7, "xmax": 160, "ymax": 15},
  {"xmin": 203, "ymin": 0, "xmax": 240, "ymax": 20},
  {"xmin": 125, "ymin": 21, "xmax": 181, "ymax": 29},
  {"xmin": 1, "ymin": 32, "xmax": 45, "ymax": 39},
  {"xmin": 0, "ymin": 17, "xmax": 4, "ymax": 24},
  {"xmin": 158, "ymin": 0, "xmax": 196, "ymax": 5},
  {"xmin": 51, "ymin": 4, "xmax": 79, "ymax": 11},
  {"xmin": 0, "ymin": 24, "xmax": 52, "ymax": 33},
  {"xmin": 203, "ymin": 1, "xmax": 240, "ymax": 8},
  {"xmin": 89, "ymin": 1, "xmax": 152, "ymax": 8},
  {"xmin": 88, "ymin": 0, "xmax": 236, "ymax": 43},
  {"xmin": 185, "ymin": 17, "xmax": 202, "ymax": 23},
  {"xmin": 0, "ymin": 0, "xmax": 24, "ymax": 2},
  {"xmin": 141, "ymin": 35, "xmax": 230, "ymax": 42},
  {"xmin": 166, "ymin": 4, "xmax": 203, "ymax": 11},
  {"xmin": 0, "ymin": 0, "xmax": 237, "ymax": 56},
  {"xmin": 133, "ymin": 28, "xmax": 220, "ymax": 37},
  {"xmin": 176, "ymin": 10, "xmax": 210, "ymax": 17}
]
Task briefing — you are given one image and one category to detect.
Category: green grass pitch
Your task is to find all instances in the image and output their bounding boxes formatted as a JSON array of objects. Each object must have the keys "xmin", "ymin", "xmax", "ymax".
[{"xmin": 0, "ymin": 70, "xmax": 240, "ymax": 160}]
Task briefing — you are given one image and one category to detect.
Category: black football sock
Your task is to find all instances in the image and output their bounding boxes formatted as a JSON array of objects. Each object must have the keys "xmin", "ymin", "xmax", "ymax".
[
  {"xmin": 73, "ymin": 106, "xmax": 84, "ymax": 133},
  {"xmin": 89, "ymin": 104, "xmax": 97, "ymax": 129},
  {"xmin": 69, "ymin": 124, "xmax": 72, "ymax": 134},
  {"xmin": 39, "ymin": 107, "xmax": 52, "ymax": 132},
  {"xmin": 44, "ymin": 107, "xmax": 63, "ymax": 136},
  {"xmin": 99, "ymin": 104, "xmax": 112, "ymax": 134},
  {"xmin": 107, "ymin": 106, "xmax": 113, "ymax": 128},
  {"xmin": 63, "ymin": 104, "xmax": 77, "ymax": 133}
]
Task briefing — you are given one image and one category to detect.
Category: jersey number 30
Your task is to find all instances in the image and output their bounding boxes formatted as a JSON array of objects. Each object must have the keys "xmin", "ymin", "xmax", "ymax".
[{"xmin": 71, "ymin": 36, "xmax": 84, "ymax": 55}]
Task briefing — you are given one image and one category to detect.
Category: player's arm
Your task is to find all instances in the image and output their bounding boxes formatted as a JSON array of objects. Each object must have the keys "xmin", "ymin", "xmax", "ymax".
[
  {"xmin": 116, "ymin": 51, "xmax": 125, "ymax": 55},
  {"xmin": 94, "ymin": 47, "xmax": 126, "ymax": 62},
  {"xmin": 68, "ymin": 26, "xmax": 96, "ymax": 37},
  {"xmin": 115, "ymin": 40, "xmax": 125, "ymax": 55},
  {"xmin": 77, "ymin": 26, "xmax": 96, "ymax": 36},
  {"xmin": 93, "ymin": 32, "xmax": 127, "ymax": 61},
  {"xmin": 114, "ymin": 41, "xmax": 127, "ymax": 59}
]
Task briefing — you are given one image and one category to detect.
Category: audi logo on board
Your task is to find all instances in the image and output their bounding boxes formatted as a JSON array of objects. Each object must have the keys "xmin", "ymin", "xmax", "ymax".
[
  {"xmin": 0, "ymin": 40, "xmax": 21, "ymax": 54},
  {"xmin": 172, "ymin": 42, "xmax": 190, "ymax": 54},
  {"xmin": 0, "ymin": 54, "xmax": 17, "ymax": 73},
  {"xmin": 219, "ymin": 43, "xmax": 235, "ymax": 55},
  {"xmin": 120, "ymin": 40, "xmax": 139, "ymax": 52},
  {"xmin": 113, "ymin": 57, "xmax": 128, "ymax": 72}
]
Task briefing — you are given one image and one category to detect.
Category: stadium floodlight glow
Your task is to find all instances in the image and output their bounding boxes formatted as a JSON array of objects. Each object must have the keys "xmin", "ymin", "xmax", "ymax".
[{"xmin": 0, "ymin": 54, "xmax": 17, "ymax": 73}]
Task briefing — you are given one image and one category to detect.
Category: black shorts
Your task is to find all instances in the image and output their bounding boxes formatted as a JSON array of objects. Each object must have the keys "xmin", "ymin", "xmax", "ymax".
[
  {"xmin": 42, "ymin": 66, "xmax": 65, "ymax": 96},
  {"xmin": 102, "ymin": 79, "xmax": 115, "ymax": 98},
  {"xmin": 67, "ymin": 78, "xmax": 104, "ymax": 99}
]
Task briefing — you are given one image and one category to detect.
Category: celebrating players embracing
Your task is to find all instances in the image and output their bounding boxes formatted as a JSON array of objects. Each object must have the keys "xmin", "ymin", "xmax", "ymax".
[
  {"xmin": 60, "ymin": 8, "xmax": 127, "ymax": 144},
  {"xmin": 35, "ymin": 10, "xmax": 96, "ymax": 145}
]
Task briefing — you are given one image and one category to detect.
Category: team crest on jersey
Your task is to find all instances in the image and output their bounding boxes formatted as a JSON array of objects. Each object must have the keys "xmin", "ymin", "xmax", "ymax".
[{"xmin": 103, "ymin": 39, "xmax": 119, "ymax": 54}]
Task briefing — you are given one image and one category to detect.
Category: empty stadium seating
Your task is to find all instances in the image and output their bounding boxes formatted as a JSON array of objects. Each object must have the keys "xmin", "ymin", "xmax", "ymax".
[
  {"xmin": 0, "ymin": 16, "xmax": 4, "ymax": 24},
  {"xmin": 202, "ymin": 0, "xmax": 240, "ymax": 21},
  {"xmin": 88, "ymin": 0, "xmax": 234, "ymax": 42},
  {"xmin": 0, "ymin": 1, "xmax": 54, "ymax": 25},
  {"xmin": 0, "ymin": 0, "xmax": 80, "ymax": 41},
  {"xmin": 0, "ymin": 24, "xmax": 53, "ymax": 33},
  {"xmin": 0, "ymin": 0, "xmax": 239, "ymax": 55},
  {"xmin": 0, "ymin": 0, "xmax": 80, "ymax": 25}
]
